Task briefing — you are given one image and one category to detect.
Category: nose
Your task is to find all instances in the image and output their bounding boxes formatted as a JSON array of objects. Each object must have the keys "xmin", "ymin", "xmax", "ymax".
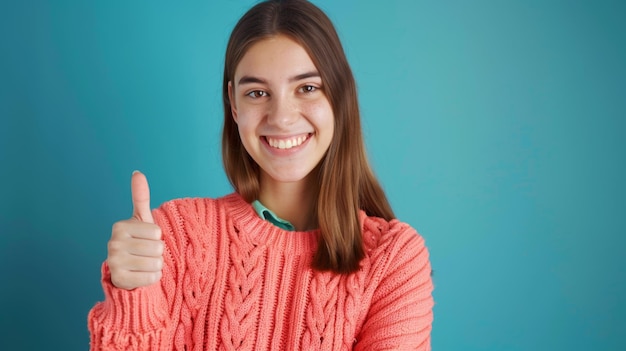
[{"xmin": 267, "ymin": 94, "xmax": 298, "ymax": 127}]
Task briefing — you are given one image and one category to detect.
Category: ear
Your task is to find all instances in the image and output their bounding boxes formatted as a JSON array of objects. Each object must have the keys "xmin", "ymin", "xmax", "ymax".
[{"xmin": 228, "ymin": 81, "xmax": 238, "ymax": 123}]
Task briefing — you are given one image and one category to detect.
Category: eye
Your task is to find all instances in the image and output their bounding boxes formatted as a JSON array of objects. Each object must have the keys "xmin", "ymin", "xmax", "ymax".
[
  {"xmin": 245, "ymin": 90, "xmax": 268, "ymax": 98},
  {"xmin": 299, "ymin": 85, "xmax": 319, "ymax": 94}
]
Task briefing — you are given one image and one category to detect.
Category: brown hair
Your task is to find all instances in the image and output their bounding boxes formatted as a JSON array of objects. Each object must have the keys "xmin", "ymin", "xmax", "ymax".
[{"xmin": 222, "ymin": 0, "xmax": 394, "ymax": 273}]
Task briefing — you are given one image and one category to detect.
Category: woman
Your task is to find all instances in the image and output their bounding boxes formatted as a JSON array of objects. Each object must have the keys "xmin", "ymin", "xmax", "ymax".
[{"xmin": 88, "ymin": 0, "xmax": 434, "ymax": 349}]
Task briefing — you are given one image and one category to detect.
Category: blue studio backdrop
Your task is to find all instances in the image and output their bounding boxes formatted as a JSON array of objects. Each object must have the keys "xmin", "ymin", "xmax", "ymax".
[{"xmin": 1, "ymin": 0, "xmax": 624, "ymax": 350}]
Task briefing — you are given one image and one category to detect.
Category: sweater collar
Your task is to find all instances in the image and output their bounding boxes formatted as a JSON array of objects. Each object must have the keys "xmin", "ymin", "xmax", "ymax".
[
  {"xmin": 251, "ymin": 200, "xmax": 296, "ymax": 231},
  {"xmin": 221, "ymin": 193, "xmax": 320, "ymax": 252}
]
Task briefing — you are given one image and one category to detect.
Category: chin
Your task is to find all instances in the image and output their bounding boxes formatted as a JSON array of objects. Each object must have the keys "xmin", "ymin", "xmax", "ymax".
[
  {"xmin": 263, "ymin": 166, "xmax": 317, "ymax": 184},
  {"xmin": 268, "ymin": 172, "xmax": 310, "ymax": 183}
]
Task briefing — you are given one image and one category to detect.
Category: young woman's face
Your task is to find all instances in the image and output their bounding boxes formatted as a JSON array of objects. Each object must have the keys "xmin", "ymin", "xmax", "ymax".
[{"xmin": 229, "ymin": 35, "xmax": 334, "ymax": 185}]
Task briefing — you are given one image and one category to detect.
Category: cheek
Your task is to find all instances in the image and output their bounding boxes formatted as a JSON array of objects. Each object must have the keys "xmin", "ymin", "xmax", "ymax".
[
  {"xmin": 235, "ymin": 106, "xmax": 262, "ymax": 130},
  {"xmin": 305, "ymin": 100, "xmax": 334, "ymax": 127}
]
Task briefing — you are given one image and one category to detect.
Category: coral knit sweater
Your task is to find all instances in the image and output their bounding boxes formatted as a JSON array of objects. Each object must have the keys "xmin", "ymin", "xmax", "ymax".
[{"xmin": 88, "ymin": 193, "xmax": 434, "ymax": 350}]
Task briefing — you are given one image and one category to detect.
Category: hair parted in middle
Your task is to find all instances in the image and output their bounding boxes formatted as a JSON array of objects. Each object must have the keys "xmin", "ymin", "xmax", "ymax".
[{"xmin": 222, "ymin": 0, "xmax": 394, "ymax": 274}]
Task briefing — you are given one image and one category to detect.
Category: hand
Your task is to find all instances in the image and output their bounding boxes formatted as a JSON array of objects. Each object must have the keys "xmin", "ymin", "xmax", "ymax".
[{"xmin": 107, "ymin": 171, "xmax": 164, "ymax": 290}]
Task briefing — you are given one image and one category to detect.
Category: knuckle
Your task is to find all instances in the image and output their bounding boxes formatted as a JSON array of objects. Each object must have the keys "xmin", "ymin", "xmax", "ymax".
[
  {"xmin": 139, "ymin": 272, "xmax": 158, "ymax": 287},
  {"xmin": 107, "ymin": 239, "xmax": 121, "ymax": 253},
  {"xmin": 152, "ymin": 271, "xmax": 163, "ymax": 283},
  {"xmin": 111, "ymin": 220, "xmax": 132, "ymax": 239},
  {"xmin": 155, "ymin": 241, "xmax": 165, "ymax": 255},
  {"xmin": 106, "ymin": 255, "xmax": 120, "ymax": 268},
  {"xmin": 155, "ymin": 226, "xmax": 162, "ymax": 240},
  {"xmin": 111, "ymin": 272, "xmax": 130, "ymax": 289},
  {"xmin": 154, "ymin": 257, "xmax": 164, "ymax": 271},
  {"xmin": 111, "ymin": 220, "xmax": 127, "ymax": 234}
]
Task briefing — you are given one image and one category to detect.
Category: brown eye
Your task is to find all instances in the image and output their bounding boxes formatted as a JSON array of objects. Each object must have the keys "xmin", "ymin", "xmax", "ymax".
[
  {"xmin": 299, "ymin": 85, "xmax": 318, "ymax": 94},
  {"xmin": 246, "ymin": 90, "xmax": 268, "ymax": 98}
]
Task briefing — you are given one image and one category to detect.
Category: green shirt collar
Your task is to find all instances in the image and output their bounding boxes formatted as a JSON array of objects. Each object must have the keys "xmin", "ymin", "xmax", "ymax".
[{"xmin": 251, "ymin": 200, "xmax": 296, "ymax": 231}]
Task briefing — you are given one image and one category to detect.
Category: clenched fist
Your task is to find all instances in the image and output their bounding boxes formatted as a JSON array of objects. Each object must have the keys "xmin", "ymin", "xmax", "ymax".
[{"xmin": 107, "ymin": 171, "xmax": 164, "ymax": 290}]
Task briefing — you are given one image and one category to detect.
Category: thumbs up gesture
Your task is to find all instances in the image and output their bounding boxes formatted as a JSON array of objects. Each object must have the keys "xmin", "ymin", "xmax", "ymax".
[{"xmin": 107, "ymin": 171, "xmax": 164, "ymax": 290}]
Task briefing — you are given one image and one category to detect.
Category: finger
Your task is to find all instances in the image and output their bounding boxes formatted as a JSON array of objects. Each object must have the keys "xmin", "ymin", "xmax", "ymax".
[
  {"xmin": 127, "ymin": 255, "xmax": 164, "ymax": 272},
  {"xmin": 111, "ymin": 220, "xmax": 162, "ymax": 241},
  {"xmin": 131, "ymin": 170, "xmax": 154, "ymax": 223},
  {"xmin": 126, "ymin": 238, "xmax": 164, "ymax": 258},
  {"xmin": 108, "ymin": 254, "xmax": 163, "ymax": 273},
  {"xmin": 112, "ymin": 271, "xmax": 162, "ymax": 290}
]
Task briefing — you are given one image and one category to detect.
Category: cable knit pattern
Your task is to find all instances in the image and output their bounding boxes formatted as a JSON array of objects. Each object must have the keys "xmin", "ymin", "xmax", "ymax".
[
  {"xmin": 220, "ymin": 220, "xmax": 265, "ymax": 350},
  {"xmin": 301, "ymin": 272, "xmax": 341, "ymax": 350},
  {"xmin": 88, "ymin": 193, "xmax": 434, "ymax": 350}
]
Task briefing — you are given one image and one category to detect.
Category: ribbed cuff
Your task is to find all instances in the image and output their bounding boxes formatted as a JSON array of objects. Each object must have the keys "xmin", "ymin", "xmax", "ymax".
[{"xmin": 88, "ymin": 263, "xmax": 170, "ymax": 350}]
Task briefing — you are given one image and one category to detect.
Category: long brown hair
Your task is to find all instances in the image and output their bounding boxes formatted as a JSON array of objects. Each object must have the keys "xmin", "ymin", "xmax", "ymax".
[{"xmin": 222, "ymin": 0, "xmax": 394, "ymax": 273}]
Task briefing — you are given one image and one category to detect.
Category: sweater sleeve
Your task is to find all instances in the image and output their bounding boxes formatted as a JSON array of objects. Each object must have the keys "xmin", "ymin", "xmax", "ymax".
[
  {"xmin": 355, "ymin": 224, "xmax": 434, "ymax": 351},
  {"xmin": 87, "ymin": 204, "xmax": 184, "ymax": 350}
]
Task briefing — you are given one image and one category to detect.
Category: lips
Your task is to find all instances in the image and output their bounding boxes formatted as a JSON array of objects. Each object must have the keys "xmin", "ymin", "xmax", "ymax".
[{"xmin": 264, "ymin": 133, "xmax": 311, "ymax": 150}]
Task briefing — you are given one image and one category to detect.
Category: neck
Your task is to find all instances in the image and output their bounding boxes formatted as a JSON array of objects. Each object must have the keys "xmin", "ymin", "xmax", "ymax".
[{"xmin": 258, "ymin": 172, "xmax": 317, "ymax": 231}]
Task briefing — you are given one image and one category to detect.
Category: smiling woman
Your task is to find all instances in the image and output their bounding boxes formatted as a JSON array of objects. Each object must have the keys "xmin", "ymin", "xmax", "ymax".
[
  {"xmin": 87, "ymin": 0, "xmax": 433, "ymax": 350},
  {"xmin": 228, "ymin": 35, "xmax": 335, "ymax": 231}
]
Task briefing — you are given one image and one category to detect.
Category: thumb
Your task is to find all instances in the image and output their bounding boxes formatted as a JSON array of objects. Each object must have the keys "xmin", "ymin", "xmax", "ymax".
[{"xmin": 131, "ymin": 170, "xmax": 154, "ymax": 223}]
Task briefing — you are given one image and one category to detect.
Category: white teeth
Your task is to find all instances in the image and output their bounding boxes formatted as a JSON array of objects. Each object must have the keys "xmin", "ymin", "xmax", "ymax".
[{"xmin": 267, "ymin": 135, "xmax": 308, "ymax": 149}]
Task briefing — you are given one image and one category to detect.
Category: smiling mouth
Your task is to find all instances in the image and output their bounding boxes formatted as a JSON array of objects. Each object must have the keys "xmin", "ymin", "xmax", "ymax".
[{"xmin": 264, "ymin": 133, "xmax": 312, "ymax": 150}]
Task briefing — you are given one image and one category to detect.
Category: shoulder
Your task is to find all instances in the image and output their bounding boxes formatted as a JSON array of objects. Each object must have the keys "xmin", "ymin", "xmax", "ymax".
[
  {"xmin": 154, "ymin": 192, "xmax": 242, "ymax": 213},
  {"xmin": 361, "ymin": 211, "xmax": 428, "ymax": 255},
  {"xmin": 152, "ymin": 193, "xmax": 243, "ymax": 227},
  {"xmin": 360, "ymin": 211, "xmax": 431, "ymax": 276}
]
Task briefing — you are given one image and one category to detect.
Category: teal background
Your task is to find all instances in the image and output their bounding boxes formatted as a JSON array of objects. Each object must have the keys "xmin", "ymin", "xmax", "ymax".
[{"xmin": 1, "ymin": 0, "xmax": 624, "ymax": 349}]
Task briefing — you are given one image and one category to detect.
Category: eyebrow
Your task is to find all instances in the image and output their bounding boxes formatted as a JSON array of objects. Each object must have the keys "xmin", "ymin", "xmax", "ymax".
[{"xmin": 237, "ymin": 71, "xmax": 321, "ymax": 86}]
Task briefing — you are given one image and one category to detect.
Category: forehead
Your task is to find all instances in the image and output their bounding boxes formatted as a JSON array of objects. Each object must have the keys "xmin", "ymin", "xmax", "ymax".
[{"xmin": 234, "ymin": 35, "xmax": 318, "ymax": 81}]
